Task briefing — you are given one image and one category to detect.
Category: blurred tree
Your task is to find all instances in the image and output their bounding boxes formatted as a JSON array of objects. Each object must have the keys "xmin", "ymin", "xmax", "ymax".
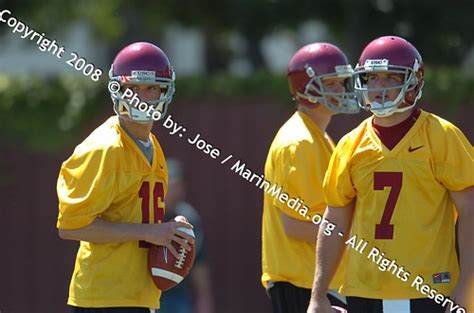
[
  {"xmin": 335, "ymin": 0, "xmax": 474, "ymax": 66},
  {"xmin": 0, "ymin": 0, "xmax": 124, "ymax": 41},
  {"xmin": 1, "ymin": 0, "xmax": 472, "ymax": 153},
  {"xmin": 2, "ymin": 0, "xmax": 472, "ymax": 70}
]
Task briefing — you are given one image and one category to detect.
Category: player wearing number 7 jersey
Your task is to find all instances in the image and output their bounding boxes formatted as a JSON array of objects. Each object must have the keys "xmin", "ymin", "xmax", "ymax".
[
  {"xmin": 307, "ymin": 36, "xmax": 474, "ymax": 313},
  {"xmin": 56, "ymin": 42, "xmax": 195, "ymax": 312}
]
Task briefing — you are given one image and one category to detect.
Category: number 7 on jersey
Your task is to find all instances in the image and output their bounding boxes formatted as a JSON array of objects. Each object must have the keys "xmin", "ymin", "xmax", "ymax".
[{"xmin": 374, "ymin": 172, "xmax": 403, "ymax": 240}]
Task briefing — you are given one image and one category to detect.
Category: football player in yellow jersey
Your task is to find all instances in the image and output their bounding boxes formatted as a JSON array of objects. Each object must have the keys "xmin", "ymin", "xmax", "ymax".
[
  {"xmin": 308, "ymin": 36, "xmax": 473, "ymax": 313},
  {"xmin": 261, "ymin": 43, "xmax": 359, "ymax": 313},
  {"xmin": 56, "ymin": 42, "xmax": 195, "ymax": 313}
]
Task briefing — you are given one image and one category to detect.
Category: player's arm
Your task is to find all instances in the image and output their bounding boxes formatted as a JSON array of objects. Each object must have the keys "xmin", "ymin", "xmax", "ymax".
[
  {"xmin": 281, "ymin": 212, "xmax": 318, "ymax": 243},
  {"xmin": 58, "ymin": 218, "xmax": 194, "ymax": 246},
  {"xmin": 59, "ymin": 218, "xmax": 195, "ymax": 258},
  {"xmin": 448, "ymin": 186, "xmax": 474, "ymax": 311},
  {"xmin": 57, "ymin": 146, "xmax": 194, "ymax": 257},
  {"xmin": 307, "ymin": 200, "xmax": 354, "ymax": 313},
  {"xmin": 278, "ymin": 141, "xmax": 325, "ymax": 243}
]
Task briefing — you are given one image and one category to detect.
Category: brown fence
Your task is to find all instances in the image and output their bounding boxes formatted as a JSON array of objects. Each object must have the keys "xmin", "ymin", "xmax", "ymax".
[{"xmin": 0, "ymin": 97, "xmax": 472, "ymax": 313}]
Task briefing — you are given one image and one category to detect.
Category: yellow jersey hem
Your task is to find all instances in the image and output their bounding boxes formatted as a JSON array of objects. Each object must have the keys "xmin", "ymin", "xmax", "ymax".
[
  {"xmin": 261, "ymin": 273, "xmax": 313, "ymax": 289},
  {"xmin": 67, "ymin": 298, "xmax": 160, "ymax": 309}
]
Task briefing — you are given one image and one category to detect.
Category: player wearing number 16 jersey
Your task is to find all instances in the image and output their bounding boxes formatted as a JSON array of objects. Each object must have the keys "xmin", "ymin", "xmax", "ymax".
[
  {"xmin": 307, "ymin": 36, "xmax": 473, "ymax": 313},
  {"xmin": 56, "ymin": 42, "xmax": 195, "ymax": 312}
]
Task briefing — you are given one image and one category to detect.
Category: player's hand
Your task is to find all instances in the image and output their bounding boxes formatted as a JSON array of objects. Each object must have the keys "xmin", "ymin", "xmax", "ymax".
[
  {"xmin": 144, "ymin": 222, "xmax": 195, "ymax": 259},
  {"xmin": 307, "ymin": 296, "xmax": 337, "ymax": 313}
]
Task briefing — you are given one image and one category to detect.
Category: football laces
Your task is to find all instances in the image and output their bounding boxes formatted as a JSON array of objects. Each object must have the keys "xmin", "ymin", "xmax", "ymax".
[
  {"xmin": 163, "ymin": 247, "xmax": 168, "ymax": 264},
  {"xmin": 175, "ymin": 245, "xmax": 187, "ymax": 269}
]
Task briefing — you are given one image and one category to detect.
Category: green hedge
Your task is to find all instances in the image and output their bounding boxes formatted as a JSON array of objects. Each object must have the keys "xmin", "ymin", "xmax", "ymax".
[
  {"xmin": 0, "ymin": 75, "xmax": 101, "ymax": 152},
  {"xmin": 0, "ymin": 67, "xmax": 472, "ymax": 153}
]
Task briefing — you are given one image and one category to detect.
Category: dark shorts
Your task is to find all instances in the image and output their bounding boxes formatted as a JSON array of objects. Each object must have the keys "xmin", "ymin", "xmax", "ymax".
[
  {"xmin": 267, "ymin": 281, "xmax": 347, "ymax": 313},
  {"xmin": 70, "ymin": 307, "xmax": 150, "ymax": 313},
  {"xmin": 347, "ymin": 296, "xmax": 447, "ymax": 313}
]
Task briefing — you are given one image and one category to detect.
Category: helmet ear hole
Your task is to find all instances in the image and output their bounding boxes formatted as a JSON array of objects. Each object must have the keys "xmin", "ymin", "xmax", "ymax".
[{"xmin": 404, "ymin": 69, "xmax": 423, "ymax": 102}]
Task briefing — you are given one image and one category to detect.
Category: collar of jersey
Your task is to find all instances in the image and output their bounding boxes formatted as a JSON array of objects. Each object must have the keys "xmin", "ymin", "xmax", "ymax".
[
  {"xmin": 296, "ymin": 111, "xmax": 335, "ymax": 150},
  {"xmin": 112, "ymin": 116, "xmax": 158, "ymax": 170},
  {"xmin": 296, "ymin": 111, "xmax": 325, "ymax": 137},
  {"xmin": 366, "ymin": 109, "xmax": 428, "ymax": 156}
]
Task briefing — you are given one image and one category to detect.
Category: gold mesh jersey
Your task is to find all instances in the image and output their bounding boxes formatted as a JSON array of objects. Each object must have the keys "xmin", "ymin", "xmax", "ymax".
[
  {"xmin": 324, "ymin": 110, "xmax": 473, "ymax": 299},
  {"xmin": 57, "ymin": 116, "xmax": 168, "ymax": 308},
  {"xmin": 261, "ymin": 111, "xmax": 345, "ymax": 290}
]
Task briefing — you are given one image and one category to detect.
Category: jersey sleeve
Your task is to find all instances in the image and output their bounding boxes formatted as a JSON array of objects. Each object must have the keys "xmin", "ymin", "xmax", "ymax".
[
  {"xmin": 433, "ymin": 124, "xmax": 474, "ymax": 191},
  {"xmin": 323, "ymin": 134, "xmax": 356, "ymax": 207},
  {"xmin": 56, "ymin": 145, "xmax": 117, "ymax": 229},
  {"xmin": 273, "ymin": 141, "xmax": 325, "ymax": 221}
]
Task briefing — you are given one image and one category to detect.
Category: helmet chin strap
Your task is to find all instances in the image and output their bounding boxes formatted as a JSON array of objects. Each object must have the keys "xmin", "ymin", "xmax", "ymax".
[
  {"xmin": 369, "ymin": 100, "xmax": 416, "ymax": 117},
  {"xmin": 364, "ymin": 83, "xmax": 406, "ymax": 117},
  {"xmin": 113, "ymin": 96, "xmax": 168, "ymax": 123},
  {"xmin": 297, "ymin": 90, "xmax": 359, "ymax": 114},
  {"xmin": 295, "ymin": 92, "xmax": 319, "ymax": 107},
  {"xmin": 110, "ymin": 83, "xmax": 172, "ymax": 122}
]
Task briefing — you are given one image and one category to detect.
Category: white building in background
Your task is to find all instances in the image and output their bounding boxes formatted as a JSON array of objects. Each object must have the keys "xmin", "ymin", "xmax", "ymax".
[
  {"xmin": 163, "ymin": 24, "xmax": 206, "ymax": 76},
  {"xmin": 260, "ymin": 20, "xmax": 332, "ymax": 74},
  {"xmin": 298, "ymin": 20, "xmax": 331, "ymax": 46},
  {"xmin": 227, "ymin": 31, "xmax": 253, "ymax": 77},
  {"xmin": 165, "ymin": 19, "xmax": 332, "ymax": 76},
  {"xmin": 0, "ymin": 19, "xmax": 332, "ymax": 77},
  {"xmin": 261, "ymin": 30, "xmax": 298, "ymax": 74},
  {"xmin": 0, "ymin": 22, "xmax": 108, "ymax": 76}
]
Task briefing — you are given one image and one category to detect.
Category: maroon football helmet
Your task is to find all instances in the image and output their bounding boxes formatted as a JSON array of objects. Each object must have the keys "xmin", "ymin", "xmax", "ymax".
[
  {"xmin": 288, "ymin": 43, "xmax": 359, "ymax": 114},
  {"xmin": 354, "ymin": 36, "xmax": 424, "ymax": 117},
  {"xmin": 108, "ymin": 42, "xmax": 175, "ymax": 122}
]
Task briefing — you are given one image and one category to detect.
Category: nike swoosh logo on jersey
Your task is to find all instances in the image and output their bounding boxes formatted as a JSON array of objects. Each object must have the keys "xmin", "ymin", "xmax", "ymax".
[{"xmin": 408, "ymin": 145, "xmax": 424, "ymax": 152}]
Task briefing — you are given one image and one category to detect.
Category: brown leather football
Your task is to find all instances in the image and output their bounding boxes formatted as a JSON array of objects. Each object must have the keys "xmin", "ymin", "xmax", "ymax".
[{"xmin": 148, "ymin": 216, "xmax": 196, "ymax": 291}]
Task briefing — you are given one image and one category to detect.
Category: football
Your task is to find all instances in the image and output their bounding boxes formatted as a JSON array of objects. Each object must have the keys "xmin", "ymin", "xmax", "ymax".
[{"xmin": 148, "ymin": 215, "xmax": 196, "ymax": 291}]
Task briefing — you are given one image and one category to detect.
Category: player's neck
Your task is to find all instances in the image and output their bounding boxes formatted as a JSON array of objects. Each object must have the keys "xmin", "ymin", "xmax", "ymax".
[
  {"xmin": 297, "ymin": 104, "xmax": 332, "ymax": 132},
  {"xmin": 373, "ymin": 109, "xmax": 413, "ymax": 127},
  {"xmin": 119, "ymin": 117, "xmax": 153, "ymax": 141}
]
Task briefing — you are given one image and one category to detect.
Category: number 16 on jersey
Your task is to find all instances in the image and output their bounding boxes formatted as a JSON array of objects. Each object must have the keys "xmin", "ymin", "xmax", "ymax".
[{"xmin": 138, "ymin": 181, "xmax": 165, "ymax": 248}]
